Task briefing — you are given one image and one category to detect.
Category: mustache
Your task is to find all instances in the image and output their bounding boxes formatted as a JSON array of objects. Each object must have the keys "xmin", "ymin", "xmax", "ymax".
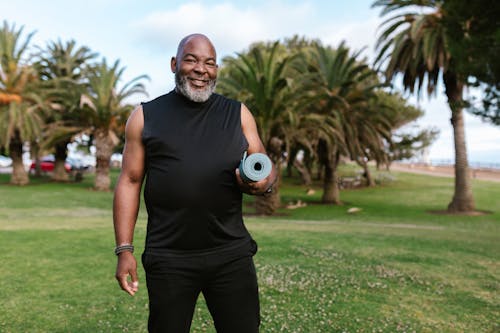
[
  {"xmin": 175, "ymin": 72, "xmax": 217, "ymax": 102},
  {"xmin": 189, "ymin": 77, "xmax": 209, "ymax": 82}
]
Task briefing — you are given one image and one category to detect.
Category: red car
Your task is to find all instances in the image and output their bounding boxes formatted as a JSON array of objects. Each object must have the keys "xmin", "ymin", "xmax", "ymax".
[{"xmin": 30, "ymin": 158, "xmax": 71, "ymax": 173}]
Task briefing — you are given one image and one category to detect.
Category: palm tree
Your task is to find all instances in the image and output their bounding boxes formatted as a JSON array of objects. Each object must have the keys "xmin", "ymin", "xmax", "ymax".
[
  {"xmin": 345, "ymin": 101, "xmax": 392, "ymax": 187},
  {"xmin": 218, "ymin": 41, "xmax": 300, "ymax": 214},
  {"xmin": 373, "ymin": 0, "xmax": 475, "ymax": 212},
  {"xmin": 0, "ymin": 21, "xmax": 44, "ymax": 185},
  {"xmin": 80, "ymin": 58, "xmax": 148, "ymax": 191},
  {"xmin": 281, "ymin": 36, "xmax": 329, "ymax": 187},
  {"xmin": 35, "ymin": 39, "xmax": 97, "ymax": 181},
  {"xmin": 306, "ymin": 42, "xmax": 378, "ymax": 203}
]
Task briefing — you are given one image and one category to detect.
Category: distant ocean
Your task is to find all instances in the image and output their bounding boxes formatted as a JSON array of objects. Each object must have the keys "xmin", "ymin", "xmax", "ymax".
[
  {"xmin": 405, "ymin": 143, "xmax": 500, "ymax": 169},
  {"xmin": 428, "ymin": 159, "xmax": 500, "ymax": 170}
]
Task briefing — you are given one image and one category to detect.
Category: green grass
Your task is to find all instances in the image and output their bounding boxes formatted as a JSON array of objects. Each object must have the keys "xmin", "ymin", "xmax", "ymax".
[{"xmin": 0, "ymin": 169, "xmax": 499, "ymax": 332}]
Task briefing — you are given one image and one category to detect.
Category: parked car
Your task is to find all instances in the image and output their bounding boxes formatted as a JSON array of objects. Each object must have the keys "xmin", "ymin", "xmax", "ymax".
[
  {"xmin": 66, "ymin": 157, "xmax": 86, "ymax": 171},
  {"xmin": 110, "ymin": 153, "xmax": 123, "ymax": 168},
  {"xmin": 0, "ymin": 155, "xmax": 13, "ymax": 168},
  {"xmin": 80, "ymin": 155, "xmax": 96, "ymax": 170},
  {"xmin": 30, "ymin": 156, "xmax": 71, "ymax": 173}
]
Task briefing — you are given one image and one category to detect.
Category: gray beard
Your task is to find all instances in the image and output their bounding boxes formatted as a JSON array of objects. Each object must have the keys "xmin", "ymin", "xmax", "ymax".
[{"xmin": 175, "ymin": 73, "xmax": 216, "ymax": 103}]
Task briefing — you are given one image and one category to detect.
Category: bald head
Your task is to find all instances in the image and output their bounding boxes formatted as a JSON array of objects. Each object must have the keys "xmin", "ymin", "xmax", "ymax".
[{"xmin": 176, "ymin": 34, "xmax": 217, "ymax": 62}]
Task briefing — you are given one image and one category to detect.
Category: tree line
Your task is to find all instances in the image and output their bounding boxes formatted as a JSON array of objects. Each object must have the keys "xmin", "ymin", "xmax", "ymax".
[
  {"xmin": 0, "ymin": 21, "xmax": 149, "ymax": 190},
  {"xmin": 217, "ymin": 38, "xmax": 436, "ymax": 214},
  {"xmin": 1, "ymin": 0, "xmax": 497, "ymax": 215},
  {"xmin": 0, "ymin": 20, "xmax": 434, "ymax": 212}
]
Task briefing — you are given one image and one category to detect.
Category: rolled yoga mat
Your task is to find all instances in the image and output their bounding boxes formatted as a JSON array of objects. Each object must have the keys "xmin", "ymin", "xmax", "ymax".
[{"xmin": 239, "ymin": 151, "xmax": 272, "ymax": 183}]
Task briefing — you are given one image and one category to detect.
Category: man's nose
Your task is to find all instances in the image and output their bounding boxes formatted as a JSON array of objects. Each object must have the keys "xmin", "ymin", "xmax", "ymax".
[{"xmin": 193, "ymin": 62, "xmax": 207, "ymax": 73}]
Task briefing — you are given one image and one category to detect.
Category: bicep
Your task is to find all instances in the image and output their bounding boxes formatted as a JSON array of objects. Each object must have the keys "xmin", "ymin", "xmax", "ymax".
[
  {"xmin": 120, "ymin": 106, "xmax": 145, "ymax": 184},
  {"xmin": 241, "ymin": 104, "xmax": 266, "ymax": 154}
]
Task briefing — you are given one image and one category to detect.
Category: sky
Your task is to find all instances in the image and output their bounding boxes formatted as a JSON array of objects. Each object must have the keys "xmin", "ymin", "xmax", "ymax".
[{"xmin": 2, "ymin": 0, "xmax": 499, "ymax": 165}]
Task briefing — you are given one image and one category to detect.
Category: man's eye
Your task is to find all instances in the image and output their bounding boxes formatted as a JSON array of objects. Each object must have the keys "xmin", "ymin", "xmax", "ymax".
[
  {"xmin": 206, "ymin": 62, "xmax": 216, "ymax": 67},
  {"xmin": 185, "ymin": 59, "xmax": 197, "ymax": 63}
]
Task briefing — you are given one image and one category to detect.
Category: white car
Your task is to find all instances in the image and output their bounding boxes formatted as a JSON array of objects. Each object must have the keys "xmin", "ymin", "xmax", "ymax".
[{"xmin": 0, "ymin": 155, "xmax": 13, "ymax": 167}]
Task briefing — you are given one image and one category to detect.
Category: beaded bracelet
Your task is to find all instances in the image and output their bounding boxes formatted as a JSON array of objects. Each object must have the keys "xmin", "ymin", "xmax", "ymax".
[{"xmin": 114, "ymin": 244, "xmax": 134, "ymax": 256}]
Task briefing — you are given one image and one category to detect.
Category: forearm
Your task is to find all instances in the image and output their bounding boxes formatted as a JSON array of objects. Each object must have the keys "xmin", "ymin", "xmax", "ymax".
[{"xmin": 113, "ymin": 175, "xmax": 142, "ymax": 245}]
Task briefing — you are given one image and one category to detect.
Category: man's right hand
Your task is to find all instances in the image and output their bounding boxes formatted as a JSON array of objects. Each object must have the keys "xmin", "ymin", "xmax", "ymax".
[{"xmin": 115, "ymin": 251, "xmax": 139, "ymax": 296}]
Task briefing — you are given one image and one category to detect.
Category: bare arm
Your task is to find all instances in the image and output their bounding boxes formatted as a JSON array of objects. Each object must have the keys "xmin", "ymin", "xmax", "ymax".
[
  {"xmin": 113, "ymin": 105, "xmax": 145, "ymax": 296},
  {"xmin": 235, "ymin": 104, "xmax": 277, "ymax": 195}
]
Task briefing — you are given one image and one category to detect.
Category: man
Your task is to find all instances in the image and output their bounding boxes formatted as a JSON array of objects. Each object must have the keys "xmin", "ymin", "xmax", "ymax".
[{"xmin": 113, "ymin": 33, "xmax": 276, "ymax": 333}]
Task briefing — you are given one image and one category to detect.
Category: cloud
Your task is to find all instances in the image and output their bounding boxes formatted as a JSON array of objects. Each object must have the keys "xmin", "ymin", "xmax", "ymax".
[
  {"xmin": 314, "ymin": 16, "xmax": 382, "ymax": 61},
  {"xmin": 130, "ymin": 1, "xmax": 316, "ymax": 96},
  {"xmin": 133, "ymin": 1, "xmax": 321, "ymax": 57},
  {"xmin": 131, "ymin": 0, "xmax": 383, "ymax": 83}
]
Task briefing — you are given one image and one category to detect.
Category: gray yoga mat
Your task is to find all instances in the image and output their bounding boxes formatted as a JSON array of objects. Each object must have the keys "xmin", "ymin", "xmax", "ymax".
[{"xmin": 239, "ymin": 151, "xmax": 272, "ymax": 183}]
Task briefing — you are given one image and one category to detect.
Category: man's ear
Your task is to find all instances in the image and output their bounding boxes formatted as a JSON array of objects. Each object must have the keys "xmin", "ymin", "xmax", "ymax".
[{"xmin": 171, "ymin": 57, "xmax": 177, "ymax": 73}]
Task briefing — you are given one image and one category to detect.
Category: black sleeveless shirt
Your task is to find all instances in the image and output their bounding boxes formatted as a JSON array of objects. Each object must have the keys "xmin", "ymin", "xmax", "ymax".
[{"xmin": 141, "ymin": 90, "xmax": 252, "ymax": 255}]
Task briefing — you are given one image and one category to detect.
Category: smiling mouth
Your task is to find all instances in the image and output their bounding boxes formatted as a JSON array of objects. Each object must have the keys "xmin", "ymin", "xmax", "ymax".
[{"xmin": 189, "ymin": 78, "xmax": 209, "ymax": 87}]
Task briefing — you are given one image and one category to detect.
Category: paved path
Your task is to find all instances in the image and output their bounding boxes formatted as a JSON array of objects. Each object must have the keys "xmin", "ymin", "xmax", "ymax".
[{"xmin": 391, "ymin": 163, "xmax": 500, "ymax": 183}]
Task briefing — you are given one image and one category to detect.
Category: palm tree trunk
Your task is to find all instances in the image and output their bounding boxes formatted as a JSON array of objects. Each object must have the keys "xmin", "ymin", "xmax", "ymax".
[
  {"xmin": 30, "ymin": 140, "xmax": 42, "ymax": 177},
  {"xmin": 255, "ymin": 137, "xmax": 282, "ymax": 215},
  {"xmin": 52, "ymin": 142, "xmax": 70, "ymax": 182},
  {"xmin": 358, "ymin": 159, "xmax": 375, "ymax": 187},
  {"xmin": 448, "ymin": 107, "xmax": 475, "ymax": 212},
  {"xmin": 293, "ymin": 159, "xmax": 312, "ymax": 186},
  {"xmin": 94, "ymin": 128, "xmax": 115, "ymax": 191},
  {"xmin": 315, "ymin": 165, "xmax": 323, "ymax": 181},
  {"xmin": 321, "ymin": 147, "xmax": 341, "ymax": 205},
  {"xmin": 255, "ymin": 165, "xmax": 281, "ymax": 215},
  {"xmin": 286, "ymin": 148, "xmax": 296, "ymax": 178},
  {"xmin": 9, "ymin": 130, "xmax": 29, "ymax": 185},
  {"xmin": 304, "ymin": 152, "xmax": 314, "ymax": 179},
  {"xmin": 444, "ymin": 73, "xmax": 475, "ymax": 212}
]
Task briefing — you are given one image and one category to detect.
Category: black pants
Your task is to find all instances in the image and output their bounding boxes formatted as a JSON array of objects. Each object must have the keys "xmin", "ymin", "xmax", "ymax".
[{"xmin": 142, "ymin": 252, "xmax": 260, "ymax": 333}]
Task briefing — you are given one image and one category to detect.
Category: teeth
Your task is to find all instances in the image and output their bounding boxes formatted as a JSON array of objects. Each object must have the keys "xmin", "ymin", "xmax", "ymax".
[{"xmin": 190, "ymin": 78, "xmax": 207, "ymax": 87}]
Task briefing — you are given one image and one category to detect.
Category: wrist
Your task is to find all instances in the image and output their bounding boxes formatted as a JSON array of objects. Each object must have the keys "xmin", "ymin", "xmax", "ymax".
[
  {"xmin": 114, "ymin": 243, "xmax": 134, "ymax": 256},
  {"xmin": 263, "ymin": 176, "xmax": 276, "ymax": 195},
  {"xmin": 261, "ymin": 183, "xmax": 273, "ymax": 196}
]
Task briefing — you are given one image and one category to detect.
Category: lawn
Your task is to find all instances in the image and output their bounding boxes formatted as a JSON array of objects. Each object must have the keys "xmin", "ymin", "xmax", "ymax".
[{"xmin": 0, "ymin": 168, "xmax": 498, "ymax": 332}]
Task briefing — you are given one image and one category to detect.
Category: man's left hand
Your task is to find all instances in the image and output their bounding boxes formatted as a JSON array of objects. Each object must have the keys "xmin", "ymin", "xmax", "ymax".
[{"xmin": 235, "ymin": 168, "xmax": 271, "ymax": 195}]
